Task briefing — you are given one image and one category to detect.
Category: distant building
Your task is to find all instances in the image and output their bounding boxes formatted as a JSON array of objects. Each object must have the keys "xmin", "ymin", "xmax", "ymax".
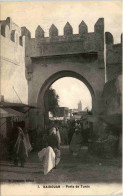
[
  {"xmin": 72, "ymin": 109, "xmax": 78, "ymax": 113},
  {"xmin": 54, "ymin": 107, "xmax": 69, "ymax": 118},
  {"xmin": 78, "ymin": 101, "xmax": 82, "ymax": 111},
  {"xmin": 72, "ymin": 111, "xmax": 87, "ymax": 120}
]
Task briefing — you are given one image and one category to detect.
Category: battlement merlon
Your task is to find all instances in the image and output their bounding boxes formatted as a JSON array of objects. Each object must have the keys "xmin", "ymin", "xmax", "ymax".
[
  {"xmin": 21, "ymin": 26, "xmax": 31, "ymax": 39},
  {"xmin": 105, "ymin": 32, "xmax": 114, "ymax": 45},
  {"xmin": 105, "ymin": 32, "xmax": 122, "ymax": 47},
  {"xmin": 0, "ymin": 17, "xmax": 26, "ymax": 47},
  {"xmin": 105, "ymin": 32, "xmax": 122, "ymax": 74}
]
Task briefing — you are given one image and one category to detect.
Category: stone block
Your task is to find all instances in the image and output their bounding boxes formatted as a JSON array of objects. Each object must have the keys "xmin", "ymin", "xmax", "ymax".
[
  {"xmin": 11, "ymin": 30, "xmax": 19, "ymax": 44},
  {"xmin": 49, "ymin": 24, "xmax": 58, "ymax": 37},
  {"xmin": 6, "ymin": 17, "xmax": 12, "ymax": 28},
  {"xmin": 79, "ymin": 20, "xmax": 88, "ymax": 35},
  {"xmin": 35, "ymin": 25, "xmax": 44, "ymax": 38},
  {"xmin": 1, "ymin": 17, "xmax": 12, "ymax": 37},
  {"xmin": 105, "ymin": 32, "xmax": 114, "ymax": 45},
  {"xmin": 19, "ymin": 36, "xmax": 23, "ymax": 46},
  {"xmin": 21, "ymin": 26, "xmax": 31, "ymax": 38},
  {"xmin": 64, "ymin": 22, "xmax": 73, "ymax": 36},
  {"xmin": 94, "ymin": 18, "xmax": 104, "ymax": 34},
  {"xmin": 94, "ymin": 18, "xmax": 104, "ymax": 51},
  {"xmin": 11, "ymin": 29, "xmax": 15, "ymax": 41},
  {"xmin": 1, "ymin": 23, "xmax": 10, "ymax": 38}
]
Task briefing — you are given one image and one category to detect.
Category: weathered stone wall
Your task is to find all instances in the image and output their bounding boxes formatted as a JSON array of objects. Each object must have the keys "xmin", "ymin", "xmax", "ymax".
[
  {"xmin": 99, "ymin": 34, "xmax": 122, "ymax": 154},
  {"xmin": 100, "ymin": 74, "xmax": 122, "ymax": 154},
  {"xmin": 23, "ymin": 18, "xmax": 105, "ymax": 131},
  {"xmin": 29, "ymin": 57, "xmax": 104, "ymax": 106},
  {"xmin": 102, "ymin": 33, "xmax": 122, "ymax": 117},
  {"xmin": 25, "ymin": 19, "xmax": 105, "ymax": 105},
  {"xmin": 0, "ymin": 17, "xmax": 28, "ymax": 103},
  {"xmin": 105, "ymin": 32, "xmax": 122, "ymax": 81},
  {"xmin": 102, "ymin": 75, "xmax": 122, "ymax": 116}
]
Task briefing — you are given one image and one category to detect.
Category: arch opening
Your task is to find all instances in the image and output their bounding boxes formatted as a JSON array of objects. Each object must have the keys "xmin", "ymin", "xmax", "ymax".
[
  {"xmin": 37, "ymin": 70, "xmax": 95, "ymax": 108},
  {"xmin": 51, "ymin": 77, "xmax": 92, "ymax": 111},
  {"xmin": 37, "ymin": 71, "xmax": 95, "ymax": 129}
]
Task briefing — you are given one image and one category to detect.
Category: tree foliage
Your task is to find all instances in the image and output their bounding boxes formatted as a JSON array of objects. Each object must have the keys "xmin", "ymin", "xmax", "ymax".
[{"xmin": 45, "ymin": 88, "xmax": 59, "ymax": 116}]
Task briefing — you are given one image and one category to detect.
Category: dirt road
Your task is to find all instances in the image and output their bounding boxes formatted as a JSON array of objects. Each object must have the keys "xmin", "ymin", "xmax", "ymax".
[{"xmin": 0, "ymin": 146, "xmax": 122, "ymax": 184}]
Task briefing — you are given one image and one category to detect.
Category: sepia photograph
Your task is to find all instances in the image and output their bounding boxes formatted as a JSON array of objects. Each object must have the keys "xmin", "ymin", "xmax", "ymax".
[{"xmin": 0, "ymin": 0, "xmax": 122, "ymax": 195}]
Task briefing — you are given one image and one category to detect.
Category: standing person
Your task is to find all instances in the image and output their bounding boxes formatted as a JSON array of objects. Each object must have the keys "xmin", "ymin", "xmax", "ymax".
[
  {"xmin": 24, "ymin": 130, "xmax": 33, "ymax": 152},
  {"xmin": 38, "ymin": 146, "xmax": 55, "ymax": 175},
  {"xmin": 47, "ymin": 126, "xmax": 61, "ymax": 168},
  {"xmin": 14, "ymin": 127, "xmax": 28, "ymax": 167},
  {"xmin": 68, "ymin": 120, "xmax": 75, "ymax": 144},
  {"xmin": 82, "ymin": 116, "xmax": 90, "ymax": 145},
  {"xmin": 38, "ymin": 126, "xmax": 61, "ymax": 175},
  {"xmin": 54, "ymin": 121, "xmax": 61, "ymax": 144},
  {"xmin": 69, "ymin": 123, "xmax": 83, "ymax": 156}
]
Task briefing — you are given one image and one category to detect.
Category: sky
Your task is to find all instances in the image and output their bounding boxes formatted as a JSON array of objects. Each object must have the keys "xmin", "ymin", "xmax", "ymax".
[
  {"xmin": 51, "ymin": 77, "xmax": 92, "ymax": 110},
  {"xmin": 0, "ymin": 0, "xmax": 122, "ymax": 109},
  {"xmin": 1, "ymin": 1, "xmax": 122, "ymax": 42}
]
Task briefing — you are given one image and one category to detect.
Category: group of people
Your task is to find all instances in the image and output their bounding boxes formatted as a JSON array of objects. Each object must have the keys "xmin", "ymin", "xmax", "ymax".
[
  {"xmin": 37, "ymin": 118, "xmax": 90, "ymax": 175},
  {"xmin": 13, "ymin": 123, "xmax": 61, "ymax": 175},
  {"xmin": 13, "ymin": 117, "xmax": 90, "ymax": 175}
]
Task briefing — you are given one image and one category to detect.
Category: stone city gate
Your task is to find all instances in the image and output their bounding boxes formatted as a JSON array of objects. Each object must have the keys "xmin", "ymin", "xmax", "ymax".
[{"xmin": 23, "ymin": 18, "xmax": 105, "ymax": 131}]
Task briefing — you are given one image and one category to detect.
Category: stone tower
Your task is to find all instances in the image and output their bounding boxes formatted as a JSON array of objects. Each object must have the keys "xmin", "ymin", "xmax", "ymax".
[{"xmin": 78, "ymin": 101, "xmax": 82, "ymax": 112}]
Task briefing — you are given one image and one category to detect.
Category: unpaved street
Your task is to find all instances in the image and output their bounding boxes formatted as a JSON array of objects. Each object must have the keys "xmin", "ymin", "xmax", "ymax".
[{"xmin": 0, "ymin": 146, "xmax": 122, "ymax": 184}]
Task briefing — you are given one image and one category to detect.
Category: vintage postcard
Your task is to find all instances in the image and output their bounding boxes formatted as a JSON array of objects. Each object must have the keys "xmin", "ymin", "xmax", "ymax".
[{"xmin": 0, "ymin": 0, "xmax": 122, "ymax": 195}]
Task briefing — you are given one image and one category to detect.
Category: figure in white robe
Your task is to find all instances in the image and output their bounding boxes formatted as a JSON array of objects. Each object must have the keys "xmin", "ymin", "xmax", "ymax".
[
  {"xmin": 38, "ymin": 146, "xmax": 55, "ymax": 175},
  {"xmin": 25, "ymin": 132, "xmax": 33, "ymax": 152}
]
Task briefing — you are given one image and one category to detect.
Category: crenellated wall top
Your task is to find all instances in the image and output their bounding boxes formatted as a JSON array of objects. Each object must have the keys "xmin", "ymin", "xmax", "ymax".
[
  {"xmin": 1, "ymin": 17, "xmax": 122, "ymax": 58},
  {"xmin": 0, "ymin": 17, "xmax": 25, "ymax": 47},
  {"xmin": 34, "ymin": 18, "xmax": 104, "ymax": 40}
]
